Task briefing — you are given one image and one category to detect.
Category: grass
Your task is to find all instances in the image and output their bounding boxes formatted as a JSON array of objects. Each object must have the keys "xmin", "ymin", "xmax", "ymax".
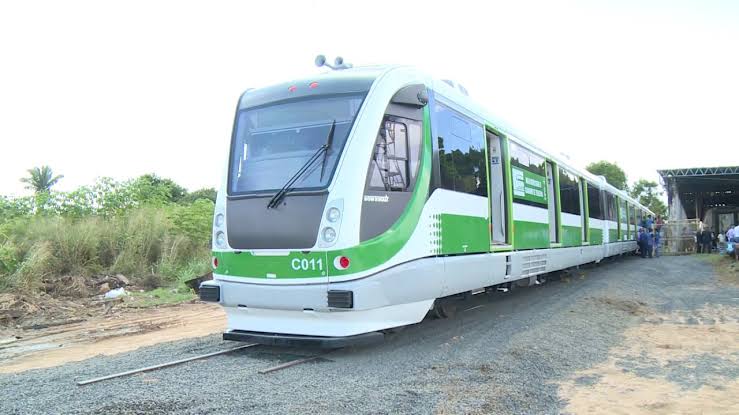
[
  {"xmin": 0, "ymin": 203, "xmax": 212, "ymax": 294},
  {"xmin": 701, "ymin": 253, "xmax": 739, "ymax": 286},
  {"xmin": 122, "ymin": 284, "xmax": 197, "ymax": 308}
]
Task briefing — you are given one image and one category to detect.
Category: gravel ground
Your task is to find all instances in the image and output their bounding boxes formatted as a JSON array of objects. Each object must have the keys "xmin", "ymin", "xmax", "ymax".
[{"xmin": 1, "ymin": 255, "xmax": 736, "ymax": 414}]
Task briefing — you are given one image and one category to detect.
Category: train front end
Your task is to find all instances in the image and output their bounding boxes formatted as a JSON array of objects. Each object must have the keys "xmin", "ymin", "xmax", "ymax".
[{"xmin": 201, "ymin": 66, "xmax": 435, "ymax": 347}]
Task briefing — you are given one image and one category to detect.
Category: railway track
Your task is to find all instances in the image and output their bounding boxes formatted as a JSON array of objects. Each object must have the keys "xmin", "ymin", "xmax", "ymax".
[{"xmin": 75, "ymin": 343, "xmax": 333, "ymax": 385}]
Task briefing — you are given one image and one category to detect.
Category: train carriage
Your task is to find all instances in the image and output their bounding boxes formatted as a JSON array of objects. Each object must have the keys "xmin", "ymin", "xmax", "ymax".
[{"xmin": 200, "ymin": 60, "xmax": 652, "ymax": 347}]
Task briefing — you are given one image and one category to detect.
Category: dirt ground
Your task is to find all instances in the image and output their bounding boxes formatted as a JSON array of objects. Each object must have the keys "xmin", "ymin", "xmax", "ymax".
[
  {"xmin": 0, "ymin": 303, "xmax": 225, "ymax": 373},
  {"xmin": 558, "ymin": 303, "xmax": 739, "ymax": 414}
]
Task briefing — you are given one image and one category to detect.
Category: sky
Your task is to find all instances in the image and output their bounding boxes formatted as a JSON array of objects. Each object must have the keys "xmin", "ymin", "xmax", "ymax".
[{"xmin": 1, "ymin": 0, "xmax": 737, "ymax": 197}]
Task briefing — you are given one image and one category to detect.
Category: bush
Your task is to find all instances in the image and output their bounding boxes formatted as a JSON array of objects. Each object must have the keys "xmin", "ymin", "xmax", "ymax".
[
  {"xmin": 1, "ymin": 241, "xmax": 55, "ymax": 292},
  {"xmin": 0, "ymin": 174, "xmax": 214, "ymax": 295}
]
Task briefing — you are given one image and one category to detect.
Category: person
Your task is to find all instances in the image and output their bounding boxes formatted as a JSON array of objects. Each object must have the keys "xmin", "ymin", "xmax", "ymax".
[
  {"xmin": 728, "ymin": 226, "xmax": 736, "ymax": 244},
  {"xmin": 639, "ymin": 228, "xmax": 651, "ymax": 258},
  {"xmin": 655, "ymin": 215, "xmax": 664, "ymax": 231},
  {"xmin": 695, "ymin": 229, "xmax": 703, "ymax": 253},
  {"xmin": 654, "ymin": 228, "xmax": 661, "ymax": 258},
  {"xmin": 734, "ymin": 224, "xmax": 739, "ymax": 243},
  {"xmin": 701, "ymin": 228, "xmax": 712, "ymax": 254},
  {"xmin": 646, "ymin": 215, "xmax": 654, "ymax": 231}
]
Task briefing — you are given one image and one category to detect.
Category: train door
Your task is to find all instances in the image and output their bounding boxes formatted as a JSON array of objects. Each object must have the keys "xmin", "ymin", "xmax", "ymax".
[
  {"xmin": 487, "ymin": 131, "xmax": 508, "ymax": 245},
  {"xmin": 546, "ymin": 162, "xmax": 559, "ymax": 244},
  {"xmin": 580, "ymin": 180, "xmax": 588, "ymax": 242}
]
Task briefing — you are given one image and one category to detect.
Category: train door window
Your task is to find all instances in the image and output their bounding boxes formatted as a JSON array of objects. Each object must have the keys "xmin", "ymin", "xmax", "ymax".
[
  {"xmin": 581, "ymin": 180, "xmax": 588, "ymax": 242},
  {"xmin": 545, "ymin": 162, "xmax": 559, "ymax": 243},
  {"xmin": 366, "ymin": 116, "xmax": 422, "ymax": 192},
  {"xmin": 630, "ymin": 205, "xmax": 637, "ymax": 239},
  {"xmin": 487, "ymin": 130, "xmax": 508, "ymax": 245},
  {"xmin": 435, "ymin": 103, "xmax": 487, "ymax": 196},
  {"xmin": 618, "ymin": 199, "xmax": 627, "ymax": 239}
]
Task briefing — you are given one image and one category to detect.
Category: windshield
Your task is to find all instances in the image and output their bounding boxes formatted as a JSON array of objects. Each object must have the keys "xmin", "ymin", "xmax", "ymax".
[{"xmin": 229, "ymin": 94, "xmax": 365, "ymax": 195}]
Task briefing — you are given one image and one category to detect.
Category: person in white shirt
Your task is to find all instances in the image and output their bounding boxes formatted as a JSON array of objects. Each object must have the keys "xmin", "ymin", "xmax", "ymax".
[{"xmin": 734, "ymin": 224, "xmax": 739, "ymax": 243}]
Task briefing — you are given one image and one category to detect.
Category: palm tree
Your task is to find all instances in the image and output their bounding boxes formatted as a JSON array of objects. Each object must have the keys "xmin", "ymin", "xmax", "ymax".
[{"xmin": 20, "ymin": 166, "xmax": 64, "ymax": 193}]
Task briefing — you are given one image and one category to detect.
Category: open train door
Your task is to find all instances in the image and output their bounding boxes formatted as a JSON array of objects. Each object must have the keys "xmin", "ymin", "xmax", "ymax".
[{"xmin": 487, "ymin": 130, "xmax": 509, "ymax": 245}]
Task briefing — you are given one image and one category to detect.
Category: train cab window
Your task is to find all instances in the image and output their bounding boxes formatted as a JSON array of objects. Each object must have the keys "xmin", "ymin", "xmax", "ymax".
[
  {"xmin": 587, "ymin": 183, "xmax": 603, "ymax": 219},
  {"xmin": 435, "ymin": 103, "xmax": 487, "ymax": 196},
  {"xmin": 558, "ymin": 169, "xmax": 581, "ymax": 215},
  {"xmin": 367, "ymin": 116, "xmax": 422, "ymax": 192}
]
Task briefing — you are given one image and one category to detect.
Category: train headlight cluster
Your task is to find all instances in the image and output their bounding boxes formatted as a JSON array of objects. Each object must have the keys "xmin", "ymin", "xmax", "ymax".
[
  {"xmin": 322, "ymin": 227, "xmax": 337, "ymax": 243},
  {"xmin": 318, "ymin": 200, "xmax": 343, "ymax": 248},
  {"xmin": 326, "ymin": 207, "xmax": 341, "ymax": 223},
  {"xmin": 215, "ymin": 213, "xmax": 224, "ymax": 227},
  {"xmin": 215, "ymin": 231, "xmax": 227, "ymax": 248}
]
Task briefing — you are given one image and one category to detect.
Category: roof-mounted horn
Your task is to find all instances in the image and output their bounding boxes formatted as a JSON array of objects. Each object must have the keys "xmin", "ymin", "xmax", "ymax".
[{"xmin": 315, "ymin": 54, "xmax": 353, "ymax": 70}]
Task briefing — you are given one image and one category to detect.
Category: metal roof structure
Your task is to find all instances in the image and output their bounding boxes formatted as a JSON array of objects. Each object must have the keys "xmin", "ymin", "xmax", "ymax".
[
  {"xmin": 657, "ymin": 165, "xmax": 739, "ymax": 226},
  {"xmin": 658, "ymin": 166, "xmax": 739, "ymax": 177}
]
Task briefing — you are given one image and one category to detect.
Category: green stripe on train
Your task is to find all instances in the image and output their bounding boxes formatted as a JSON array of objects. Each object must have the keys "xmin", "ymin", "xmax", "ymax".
[
  {"xmin": 437, "ymin": 213, "xmax": 489, "ymax": 254},
  {"xmin": 561, "ymin": 225, "xmax": 582, "ymax": 247},
  {"xmin": 590, "ymin": 228, "xmax": 603, "ymax": 245},
  {"xmin": 513, "ymin": 220, "xmax": 549, "ymax": 249}
]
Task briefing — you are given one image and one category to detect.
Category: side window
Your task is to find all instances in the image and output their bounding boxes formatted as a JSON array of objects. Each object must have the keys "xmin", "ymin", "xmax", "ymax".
[
  {"xmin": 587, "ymin": 183, "xmax": 603, "ymax": 219},
  {"xmin": 367, "ymin": 116, "xmax": 421, "ymax": 191},
  {"xmin": 558, "ymin": 169, "xmax": 581, "ymax": 215},
  {"xmin": 605, "ymin": 192, "xmax": 616, "ymax": 221},
  {"xmin": 435, "ymin": 103, "xmax": 487, "ymax": 196},
  {"xmin": 509, "ymin": 141, "xmax": 547, "ymax": 207},
  {"xmin": 619, "ymin": 199, "xmax": 627, "ymax": 224}
]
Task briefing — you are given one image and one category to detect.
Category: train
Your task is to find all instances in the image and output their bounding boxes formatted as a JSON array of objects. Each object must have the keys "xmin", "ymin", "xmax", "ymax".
[{"xmin": 200, "ymin": 57, "xmax": 653, "ymax": 347}]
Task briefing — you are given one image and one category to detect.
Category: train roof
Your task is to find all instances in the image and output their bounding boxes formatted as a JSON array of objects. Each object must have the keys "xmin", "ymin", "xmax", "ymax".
[{"xmin": 242, "ymin": 64, "xmax": 651, "ymax": 213}]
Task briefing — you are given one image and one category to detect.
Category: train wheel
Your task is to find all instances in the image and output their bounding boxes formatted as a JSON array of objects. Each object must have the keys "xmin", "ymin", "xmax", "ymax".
[{"xmin": 432, "ymin": 298, "xmax": 458, "ymax": 319}]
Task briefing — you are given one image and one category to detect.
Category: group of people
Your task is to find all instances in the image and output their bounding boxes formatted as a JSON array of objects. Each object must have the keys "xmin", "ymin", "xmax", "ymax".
[
  {"xmin": 722, "ymin": 224, "xmax": 739, "ymax": 260},
  {"xmin": 696, "ymin": 228, "xmax": 717, "ymax": 254},
  {"xmin": 694, "ymin": 224, "xmax": 739, "ymax": 255},
  {"xmin": 726, "ymin": 224, "xmax": 739, "ymax": 243},
  {"xmin": 637, "ymin": 214, "xmax": 663, "ymax": 258}
]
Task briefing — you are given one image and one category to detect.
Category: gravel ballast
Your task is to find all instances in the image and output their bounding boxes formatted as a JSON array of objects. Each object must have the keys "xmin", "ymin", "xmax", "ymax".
[{"xmin": 1, "ymin": 255, "xmax": 736, "ymax": 414}]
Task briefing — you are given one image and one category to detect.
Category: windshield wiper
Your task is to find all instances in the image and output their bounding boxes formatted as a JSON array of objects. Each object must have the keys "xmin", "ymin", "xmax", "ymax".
[
  {"xmin": 319, "ymin": 120, "xmax": 336, "ymax": 181},
  {"xmin": 266, "ymin": 121, "xmax": 336, "ymax": 209}
]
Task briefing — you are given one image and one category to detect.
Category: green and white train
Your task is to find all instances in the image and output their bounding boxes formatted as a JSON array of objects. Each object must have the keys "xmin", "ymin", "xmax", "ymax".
[{"xmin": 200, "ymin": 58, "xmax": 653, "ymax": 347}]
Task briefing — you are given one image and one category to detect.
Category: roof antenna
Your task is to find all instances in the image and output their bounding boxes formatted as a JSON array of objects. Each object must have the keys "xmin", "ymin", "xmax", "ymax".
[{"xmin": 315, "ymin": 55, "xmax": 353, "ymax": 70}]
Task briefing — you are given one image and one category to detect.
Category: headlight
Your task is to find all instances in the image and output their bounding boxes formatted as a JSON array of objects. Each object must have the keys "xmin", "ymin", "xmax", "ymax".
[
  {"xmin": 322, "ymin": 227, "xmax": 337, "ymax": 243},
  {"xmin": 215, "ymin": 231, "xmax": 227, "ymax": 248},
  {"xmin": 215, "ymin": 213, "xmax": 224, "ymax": 227},
  {"xmin": 326, "ymin": 207, "xmax": 341, "ymax": 223}
]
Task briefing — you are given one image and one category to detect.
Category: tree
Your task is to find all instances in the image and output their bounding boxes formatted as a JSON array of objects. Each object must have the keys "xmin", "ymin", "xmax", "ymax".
[
  {"xmin": 129, "ymin": 174, "xmax": 187, "ymax": 205},
  {"xmin": 180, "ymin": 188, "xmax": 217, "ymax": 204},
  {"xmin": 585, "ymin": 161, "xmax": 628, "ymax": 191},
  {"xmin": 20, "ymin": 166, "xmax": 63, "ymax": 193},
  {"xmin": 629, "ymin": 179, "xmax": 667, "ymax": 217}
]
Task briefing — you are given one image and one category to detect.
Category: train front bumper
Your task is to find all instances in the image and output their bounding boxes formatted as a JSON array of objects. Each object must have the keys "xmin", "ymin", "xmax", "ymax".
[{"xmin": 199, "ymin": 261, "xmax": 441, "ymax": 337}]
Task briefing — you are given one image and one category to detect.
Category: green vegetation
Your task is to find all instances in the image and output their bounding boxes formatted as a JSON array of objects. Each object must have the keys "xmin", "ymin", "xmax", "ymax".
[
  {"xmin": 585, "ymin": 161, "xmax": 628, "ymax": 191},
  {"xmin": 629, "ymin": 179, "xmax": 667, "ymax": 217},
  {"xmin": 702, "ymin": 254, "xmax": 739, "ymax": 286},
  {"xmin": 123, "ymin": 285, "xmax": 197, "ymax": 308},
  {"xmin": 0, "ymin": 168, "xmax": 215, "ymax": 296}
]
